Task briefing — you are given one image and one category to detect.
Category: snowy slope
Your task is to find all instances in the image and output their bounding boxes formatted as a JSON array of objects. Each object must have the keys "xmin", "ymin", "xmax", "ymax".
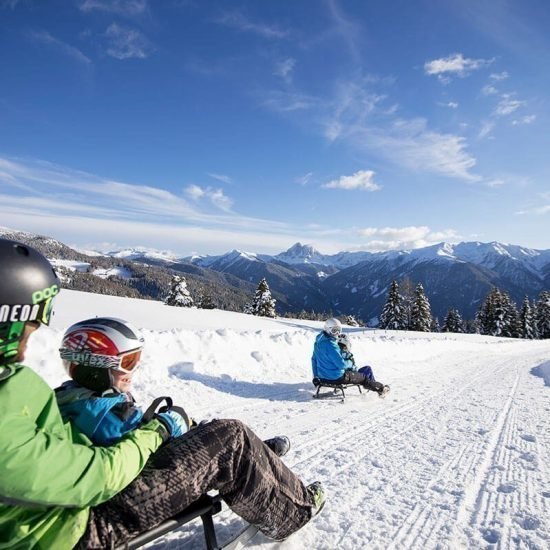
[{"xmin": 27, "ymin": 290, "xmax": 550, "ymax": 550}]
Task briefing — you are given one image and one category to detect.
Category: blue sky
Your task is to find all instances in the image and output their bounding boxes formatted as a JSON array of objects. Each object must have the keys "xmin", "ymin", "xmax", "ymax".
[{"xmin": 1, "ymin": 0, "xmax": 549, "ymax": 255}]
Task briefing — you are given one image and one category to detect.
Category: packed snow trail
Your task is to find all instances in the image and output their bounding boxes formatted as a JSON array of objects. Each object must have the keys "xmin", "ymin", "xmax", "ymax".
[{"xmin": 29, "ymin": 290, "xmax": 550, "ymax": 549}]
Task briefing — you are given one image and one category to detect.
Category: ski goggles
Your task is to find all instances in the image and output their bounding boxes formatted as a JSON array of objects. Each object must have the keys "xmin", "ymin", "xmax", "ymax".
[{"xmin": 59, "ymin": 347, "xmax": 142, "ymax": 374}]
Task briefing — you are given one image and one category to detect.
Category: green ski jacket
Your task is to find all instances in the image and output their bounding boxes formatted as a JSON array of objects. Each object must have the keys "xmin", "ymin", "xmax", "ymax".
[{"xmin": 0, "ymin": 364, "xmax": 165, "ymax": 549}]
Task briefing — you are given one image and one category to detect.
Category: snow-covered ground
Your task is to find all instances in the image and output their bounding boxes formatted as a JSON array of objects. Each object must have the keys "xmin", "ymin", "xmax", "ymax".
[{"xmin": 28, "ymin": 290, "xmax": 550, "ymax": 549}]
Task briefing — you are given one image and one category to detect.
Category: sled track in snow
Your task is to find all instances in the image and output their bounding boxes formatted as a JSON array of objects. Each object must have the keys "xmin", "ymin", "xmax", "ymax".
[{"xmin": 281, "ymin": 353, "xmax": 548, "ymax": 550}]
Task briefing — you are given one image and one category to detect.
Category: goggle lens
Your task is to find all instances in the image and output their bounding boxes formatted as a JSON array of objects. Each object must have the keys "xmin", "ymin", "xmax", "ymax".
[{"xmin": 118, "ymin": 349, "xmax": 142, "ymax": 373}]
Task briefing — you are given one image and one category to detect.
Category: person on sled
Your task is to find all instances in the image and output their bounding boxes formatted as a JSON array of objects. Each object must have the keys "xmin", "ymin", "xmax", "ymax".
[
  {"xmin": 312, "ymin": 318, "xmax": 390, "ymax": 397},
  {"xmin": 55, "ymin": 316, "xmax": 291, "ymax": 455},
  {"xmin": 0, "ymin": 239, "xmax": 325, "ymax": 549}
]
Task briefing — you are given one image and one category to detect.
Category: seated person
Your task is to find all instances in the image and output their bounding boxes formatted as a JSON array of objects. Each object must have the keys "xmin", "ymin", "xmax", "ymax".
[
  {"xmin": 312, "ymin": 318, "xmax": 389, "ymax": 397},
  {"xmin": 56, "ymin": 316, "xmax": 291, "ymax": 456}
]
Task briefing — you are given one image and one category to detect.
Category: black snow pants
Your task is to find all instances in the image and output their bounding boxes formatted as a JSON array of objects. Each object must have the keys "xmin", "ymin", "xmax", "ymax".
[
  {"xmin": 79, "ymin": 419, "xmax": 314, "ymax": 548},
  {"xmin": 321, "ymin": 369, "xmax": 383, "ymax": 393}
]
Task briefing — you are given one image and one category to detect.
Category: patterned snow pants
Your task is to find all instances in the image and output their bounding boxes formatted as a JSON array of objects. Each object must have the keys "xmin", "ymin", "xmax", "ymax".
[{"xmin": 79, "ymin": 419, "xmax": 314, "ymax": 548}]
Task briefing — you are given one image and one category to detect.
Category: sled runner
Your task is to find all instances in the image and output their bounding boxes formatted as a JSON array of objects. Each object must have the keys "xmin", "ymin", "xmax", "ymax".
[
  {"xmin": 115, "ymin": 493, "xmax": 258, "ymax": 550},
  {"xmin": 311, "ymin": 377, "xmax": 364, "ymax": 401}
]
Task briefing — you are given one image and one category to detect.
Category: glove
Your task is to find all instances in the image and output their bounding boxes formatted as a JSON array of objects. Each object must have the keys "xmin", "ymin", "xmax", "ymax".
[{"xmin": 156, "ymin": 408, "xmax": 190, "ymax": 440}]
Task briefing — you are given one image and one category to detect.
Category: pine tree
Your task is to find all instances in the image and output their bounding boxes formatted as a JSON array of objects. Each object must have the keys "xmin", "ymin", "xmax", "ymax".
[
  {"xmin": 501, "ymin": 292, "xmax": 519, "ymax": 338},
  {"xmin": 410, "ymin": 283, "xmax": 433, "ymax": 332},
  {"xmin": 442, "ymin": 308, "xmax": 464, "ymax": 333},
  {"xmin": 477, "ymin": 287, "xmax": 518, "ymax": 337},
  {"xmin": 519, "ymin": 296, "xmax": 536, "ymax": 339},
  {"xmin": 477, "ymin": 287, "xmax": 500, "ymax": 336},
  {"xmin": 345, "ymin": 315, "xmax": 359, "ymax": 327},
  {"xmin": 197, "ymin": 290, "xmax": 215, "ymax": 310},
  {"xmin": 400, "ymin": 277, "xmax": 415, "ymax": 329},
  {"xmin": 535, "ymin": 290, "xmax": 550, "ymax": 339},
  {"xmin": 251, "ymin": 278, "xmax": 277, "ymax": 318},
  {"xmin": 379, "ymin": 280, "xmax": 407, "ymax": 330},
  {"xmin": 431, "ymin": 316, "xmax": 440, "ymax": 333},
  {"xmin": 165, "ymin": 275, "xmax": 194, "ymax": 307}
]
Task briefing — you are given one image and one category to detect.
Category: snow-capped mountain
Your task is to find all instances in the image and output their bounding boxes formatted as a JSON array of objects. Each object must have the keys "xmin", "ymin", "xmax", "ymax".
[
  {"xmin": 103, "ymin": 246, "xmax": 181, "ymax": 264},
  {"xmin": 180, "ymin": 241, "xmax": 550, "ymax": 321},
  {"xmin": 3, "ymin": 226, "xmax": 549, "ymax": 323}
]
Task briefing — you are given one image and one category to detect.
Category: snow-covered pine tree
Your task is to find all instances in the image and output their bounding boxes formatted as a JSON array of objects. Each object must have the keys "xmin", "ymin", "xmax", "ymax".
[
  {"xmin": 535, "ymin": 290, "xmax": 550, "ymax": 339},
  {"xmin": 431, "ymin": 316, "xmax": 440, "ymax": 333},
  {"xmin": 344, "ymin": 315, "xmax": 359, "ymax": 327},
  {"xmin": 477, "ymin": 287, "xmax": 518, "ymax": 337},
  {"xmin": 442, "ymin": 308, "xmax": 464, "ymax": 333},
  {"xmin": 519, "ymin": 296, "xmax": 536, "ymax": 339},
  {"xmin": 410, "ymin": 283, "xmax": 433, "ymax": 332},
  {"xmin": 501, "ymin": 292, "xmax": 519, "ymax": 338},
  {"xmin": 379, "ymin": 280, "xmax": 407, "ymax": 330},
  {"xmin": 197, "ymin": 290, "xmax": 215, "ymax": 309},
  {"xmin": 165, "ymin": 275, "xmax": 194, "ymax": 307},
  {"xmin": 251, "ymin": 278, "xmax": 277, "ymax": 318},
  {"xmin": 477, "ymin": 287, "xmax": 500, "ymax": 336},
  {"xmin": 399, "ymin": 277, "xmax": 415, "ymax": 329}
]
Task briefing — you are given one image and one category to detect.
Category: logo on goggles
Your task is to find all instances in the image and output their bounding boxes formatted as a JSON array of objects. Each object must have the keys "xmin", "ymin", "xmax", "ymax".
[
  {"xmin": 59, "ymin": 349, "xmax": 120, "ymax": 369},
  {"xmin": 0, "ymin": 304, "xmax": 40, "ymax": 323}
]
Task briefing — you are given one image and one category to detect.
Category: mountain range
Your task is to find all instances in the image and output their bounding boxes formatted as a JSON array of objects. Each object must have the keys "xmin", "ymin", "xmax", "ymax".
[{"xmin": 2, "ymin": 227, "xmax": 549, "ymax": 324}]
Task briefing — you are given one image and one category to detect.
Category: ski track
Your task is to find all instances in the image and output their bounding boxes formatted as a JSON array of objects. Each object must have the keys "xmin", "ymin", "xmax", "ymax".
[{"xmin": 142, "ymin": 346, "xmax": 549, "ymax": 550}]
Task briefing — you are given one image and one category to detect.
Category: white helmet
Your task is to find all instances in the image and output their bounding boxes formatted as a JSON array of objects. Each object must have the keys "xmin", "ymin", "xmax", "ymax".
[
  {"xmin": 323, "ymin": 318, "xmax": 342, "ymax": 336},
  {"xmin": 59, "ymin": 317, "xmax": 144, "ymax": 392},
  {"xmin": 337, "ymin": 332, "xmax": 352, "ymax": 351}
]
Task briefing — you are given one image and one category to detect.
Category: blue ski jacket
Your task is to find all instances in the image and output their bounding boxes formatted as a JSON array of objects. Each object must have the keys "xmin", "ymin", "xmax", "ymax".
[
  {"xmin": 311, "ymin": 331, "xmax": 348, "ymax": 380},
  {"xmin": 55, "ymin": 381, "xmax": 144, "ymax": 446}
]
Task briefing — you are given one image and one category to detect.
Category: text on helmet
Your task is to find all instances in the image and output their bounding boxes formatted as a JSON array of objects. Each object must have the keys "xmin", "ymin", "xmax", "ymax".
[{"xmin": 0, "ymin": 304, "xmax": 40, "ymax": 323}]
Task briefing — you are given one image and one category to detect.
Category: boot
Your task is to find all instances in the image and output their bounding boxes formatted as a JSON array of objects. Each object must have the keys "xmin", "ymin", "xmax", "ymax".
[{"xmin": 264, "ymin": 435, "xmax": 291, "ymax": 457}]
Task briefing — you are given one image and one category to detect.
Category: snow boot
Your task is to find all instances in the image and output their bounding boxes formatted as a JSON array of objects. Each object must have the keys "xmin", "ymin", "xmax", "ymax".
[
  {"xmin": 264, "ymin": 436, "xmax": 291, "ymax": 457},
  {"xmin": 376, "ymin": 383, "xmax": 390, "ymax": 398},
  {"xmin": 307, "ymin": 481, "xmax": 326, "ymax": 518}
]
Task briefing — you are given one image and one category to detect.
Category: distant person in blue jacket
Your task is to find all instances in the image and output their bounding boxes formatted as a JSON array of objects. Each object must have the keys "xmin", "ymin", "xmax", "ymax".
[{"xmin": 311, "ymin": 318, "xmax": 389, "ymax": 397}]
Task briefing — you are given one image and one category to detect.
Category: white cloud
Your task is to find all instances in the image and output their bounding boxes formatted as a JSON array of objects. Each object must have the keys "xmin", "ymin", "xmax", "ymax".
[
  {"xmin": 105, "ymin": 23, "xmax": 153, "ymax": 60},
  {"xmin": 185, "ymin": 184, "xmax": 233, "ymax": 211},
  {"xmin": 424, "ymin": 53, "xmax": 493, "ymax": 79},
  {"xmin": 29, "ymin": 30, "xmax": 92, "ymax": 65},
  {"xmin": 208, "ymin": 173, "xmax": 232, "ymax": 184},
  {"xmin": 490, "ymin": 71, "xmax": 509, "ymax": 81},
  {"xmin": 184, "ymin": 184, "xmax": 205, "ymax": 200},
  {"xmin": 481, "ymin": 84, "xmax": 498, "ymax": 96},
  {"xmin": 274, "ymin": 58, "xmax": 296, "ymax": 83},
  {"xmin": 368, "ymin": 120, "xmax": 479, "ymax": 182},
  {"xmin": 295, "ymin": 172, "xmax": 313, "ymax": 186},
  {"xmin": 445, "ymin": 101, "xmax": 459, "ymax": 109},
  {"xmin": 494, "ymin": 94, "xmax": 525, "ymax": 116},
  {"xmin": 215, "ymin": 12, "xmax": 289, "ymax": 39},
  {"xmin": 357, "ymin": 225, "xmax": 461, "ymax": 251},
  {"xmin": 322, "ymin": 170, "xmax": 381, "ymax": 191},
  {"xmin": 478, "ymin": 120, "xmax": 495, "ymax": 139},
  {"xmin": 262, "ymin": 91, "xmax": 316, "ymax": 112},
  {"xmin": 512, "ymin": 114, "xmax": 536, "ymax": 125},
  {"xmin": 80, "ymin": 0, "xmax": 147, "ymax": 16}
]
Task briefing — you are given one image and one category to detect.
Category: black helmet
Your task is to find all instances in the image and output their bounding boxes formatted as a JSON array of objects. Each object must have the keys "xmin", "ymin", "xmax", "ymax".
[{"xmin": 0, "ymin": 239, "xmax": 60, "ymax": 365}]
